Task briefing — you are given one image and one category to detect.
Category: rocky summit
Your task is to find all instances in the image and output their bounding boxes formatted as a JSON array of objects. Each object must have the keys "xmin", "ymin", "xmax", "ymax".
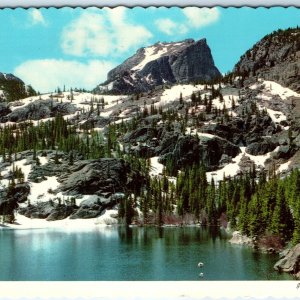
[{"xmin": 95, "ymin": 38, "xmax": 221, "ymax": 94}]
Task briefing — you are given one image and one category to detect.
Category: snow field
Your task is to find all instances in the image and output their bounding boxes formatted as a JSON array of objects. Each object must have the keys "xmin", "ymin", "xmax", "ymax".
[
  {"xmin": 206, "ymin": 146, "xmax": 280, "ymax": 183},
  {"xmin": 132, "ymin": 45, "xmax": 169, "ymax": 71},
  {"xmin": 4, "ymin": 208, "xmax": 119, "ymax": 230},
  {"xmin": 149, "ymin": 156, "xmax": 164, "ymax": 176},
  {"xmin": 212, "ymin": 94, "xmax": 239, "ymax": 110},
  {"xmin": 266, "ymin": 108, "xmax": 287, "ymax": 124},
  {"xmin": 276, "ymin": 160, "xmax": 291, "ymax": 174},
  {"xmin": 27, "ymin": 176, "xmax": 61, "ymax": 205},
  {"xmin": 1, "ymin": 159, "xmax": 32, "ymax": 188},
  {"xmin": 160, "ymin": 84, "xmax": 206, "ymax": 105},
  {"xmin": 260, "ymin": 80, "xmax": 300, "ymax": 100},
  {"xmin": 206, "ymin": 149, "xmax": 245, "ymax": 183},
  {"xmin": 131, "ymin": 42, "xmax": 186, "ymax": 72},
  {"xmin": 250, "ymin": 80, "xmax": 299, "ymax": 127},
  {"xmin": 8, "ymin": 92, "xmax": 127, "ymax": 120}
]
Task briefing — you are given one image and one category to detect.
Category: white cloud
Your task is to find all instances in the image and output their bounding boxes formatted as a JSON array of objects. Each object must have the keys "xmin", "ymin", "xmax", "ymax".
[
  {"xmin": 155, "ymin": 8, "xmax": 220, "ymax": 36},
  {"xmin": 155, "ymin": 19, "xmax": 188, "ymax": 36},
  {"xmin": 14, "ymin": 59, "xmax": 115, "ymax": 93},
  {"xmin": 29, "ymin": 9, "xmax": 46, "ymax": 26},
  {"xmin": 182, "ymin": 7, "xmax": 220, "ymax": 28},
  {"xmin": 61, "ymin": 8, "xmax": 153, "ymax": 57}
]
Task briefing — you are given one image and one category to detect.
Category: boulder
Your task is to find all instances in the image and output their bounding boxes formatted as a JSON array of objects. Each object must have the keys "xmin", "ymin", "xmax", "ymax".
[
  {"xmin": 273, "ymin": 145, "xmax": 295, "ymax": 159},
  {"xmin": 199, "ymin": 136, "xmax": 240, "ymax": 168},
  {"xmin": 274, "ymin": 243, "xmax": 300, "ymax": 277},
  {"xmin": 46, "ymin": 205, "xmax": 75, "ymax": 221},
  {"xmin": 156, "ymin": 131, "xmax": 179, "ymax": 155},
  {"xmin": 0, "ymin": 183, "xmax": 30, "ymax": 215},
  {"xmin": 59, "ymin": 158, "xmax": 130, "ymax": 196},
  {"xmin": 201, "ymin": 123, "xmax": 232, "ymax": 140},
  {"xmin": 0, "ymin": 103, "xmax": 11, "ymax": 119},
  {"xmin": 159, "ymin": 134, "xmax": 240, "ymax": 171},
  {"xmin": 246, "ymin": 140, "xmax": 277, "ymax": 155},
  {"xmin": 5, "ymin": 99, "xmax": 76, "ymax": 122},
  {"xmin": 19, "ymin": 201, "xmax": 55, "ymax": 219},
  {"xmin": 69, "ymin": 206, "xmax": 102, "ymax": 219},
  {"xmin": 18, "ymin": 200, "xmax": 76, "ymax": 220},
  {"xmin": 123, "ymin": 127, "xmax": 158, "ymax": 143},
  {"xmin": 229, "ymin": 231, "xmax": 254, "ymax": 246}
]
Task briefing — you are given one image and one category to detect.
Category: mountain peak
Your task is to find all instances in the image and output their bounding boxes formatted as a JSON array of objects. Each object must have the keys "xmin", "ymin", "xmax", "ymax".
[{"xmin": 95, "ymin": 38, "xmax": 220, "ymax": 94}]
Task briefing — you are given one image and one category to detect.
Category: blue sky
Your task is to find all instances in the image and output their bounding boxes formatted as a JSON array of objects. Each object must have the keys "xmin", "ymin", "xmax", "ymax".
[{"xmin": 0, "ymin": 7, "xmax": 299, "ymax": 92}]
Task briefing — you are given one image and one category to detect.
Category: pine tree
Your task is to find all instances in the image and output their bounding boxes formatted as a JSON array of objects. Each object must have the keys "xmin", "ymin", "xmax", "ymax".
[
  {"xmin": 270, "ymin": 182, "xmax": 294, "ymax": 240},
  {"xmin": 248, "ymin": 193, "xmax": 265, "ymax": 237},
  {"xmin": 179, "ymin": 92, "xmax": 183, "ymax": 105}
]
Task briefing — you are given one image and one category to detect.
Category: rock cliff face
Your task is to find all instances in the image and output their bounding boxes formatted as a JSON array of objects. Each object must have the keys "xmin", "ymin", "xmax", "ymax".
[
  {"xmin": 234, "ymin": 28, "xmax": 300, "ymax": 92},
  {"xmin": 0, "ymin": 72, "xmax": 36, "ymax": 102},
  {"xmin": 95, "ymin": 39, "xmax": 221, "ymax": 94}
]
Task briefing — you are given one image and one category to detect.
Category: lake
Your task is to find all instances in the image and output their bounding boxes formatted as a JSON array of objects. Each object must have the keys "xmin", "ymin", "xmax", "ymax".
[{"xmin": 0, "ymin": 226, "xmax": 293, "ymax": 280}]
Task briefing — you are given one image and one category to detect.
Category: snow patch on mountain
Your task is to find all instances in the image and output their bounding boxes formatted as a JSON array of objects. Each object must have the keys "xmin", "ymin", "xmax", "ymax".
[
  {"xmin": 150, "ymin": 156, "xmax": 164, "ymax": 176},
  {"xmin": 9, "ymin": 92, "xmax": 127, "ymax": 113},
  {"xmin": 206, "ymin": 146, "xmax": 281, "ymax": 183},
  {"xmin": 27, "ymin": 176, "xmax": 61, "ymax": 205},
  {"xmin": 206, "ymin": 149, "xmax": 245, "ymax": 183},
  {"xmin": 277, "ymin": 160, "xmax": 291, "ymax": 174},
  {"xmin": 132, "ymin": 45, "xmax": 169, "ymax": 71},
  {"xmin": 266, "ymin": 108, "xmax": 287, "ymax": 123},
  {"xmin": 160, "ymin": 84, "xmax": 206, "ymax": 104},
  {"xmin": 39, "ymin": 156, "xmax": 49, "ymax": 166},
  {"xmin": 245, "ymin": 146, "xmax": 279, "ymax": 166},
  {"xmin": 250, "ymin": 79, "xmax": 300, "ymax": 100},
  {"xmin": 131, "ymin": 41, "xmax": 190, "ymax": 72},
  {"xmin": 5, "ymin": 208, "xmax": 119, "ymax": 230}
]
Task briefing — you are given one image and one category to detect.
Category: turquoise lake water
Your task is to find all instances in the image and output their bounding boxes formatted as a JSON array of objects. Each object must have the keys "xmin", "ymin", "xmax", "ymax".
[{"xmin": 0, "ymin": 226, "xmax": 293, "ymax": 280}]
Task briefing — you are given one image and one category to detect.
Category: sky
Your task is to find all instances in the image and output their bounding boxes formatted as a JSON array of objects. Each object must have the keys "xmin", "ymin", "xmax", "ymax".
[{"xmin": 0, "ymin": 7, "xmax": 299, "ymax": 93}]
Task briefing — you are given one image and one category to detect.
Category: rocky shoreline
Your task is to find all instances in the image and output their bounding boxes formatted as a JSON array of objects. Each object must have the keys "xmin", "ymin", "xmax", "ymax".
[
  {"xmin": 274, "ymin": 244, "xmax": 300, "ymax": 279},
  {"xmin": 229, "ymin": 230, "xmax": 300, "ymax": 279}
]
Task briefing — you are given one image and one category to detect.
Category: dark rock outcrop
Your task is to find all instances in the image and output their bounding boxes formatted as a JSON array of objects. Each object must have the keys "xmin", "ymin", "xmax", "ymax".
[
  {"xmin": 69, "ymin": 193, "xmax": 123, "ymax": 219},
  {"xmin": 159, "ymin": 135, "xmax": 240, "ymax": 171},
  {"xmin": 58, "ymin": 158, "xmax": 130, "ymax": 196},
  {"xmin": 46, "ymin": 205, "xmax": 76, "ymax": 221},
  {"xmin": 18, "ymin": 201, "xmax": 76, "ymax": 220},
  {"xmin": 3, "ymin": 99, "xmax": 76, "ymax": 123},
  {"xmin": 246, "ymin": 140, "xmax": 277, "ymax": 156},
  {"xmin": 201, "ymin": 114, "xmax": 278, "ymax": 146},
  {"xmin": 19, "ymin": 201, "xmax": 56, "ymax": 219},
  {"xmin": 0, "ymin": 103, "xmax": 11, "ymax": 118},
  {"xmin": 95, "ymin": 39, "xmax": 221, "ymax": 94},
  {"xmin": 234, "ymin": 27, "xmax": 300, "ymax": 92},
  {"xmin": 0, "ymin": 183, "xmax": 30, "ymax": 215},
  {"xmin": 273, "ymin": 145, "xmax": 295, "ymax": 159},
  {"xmin": 0, "ymin": 72, "xmax": 36, "ymax": 102}
]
